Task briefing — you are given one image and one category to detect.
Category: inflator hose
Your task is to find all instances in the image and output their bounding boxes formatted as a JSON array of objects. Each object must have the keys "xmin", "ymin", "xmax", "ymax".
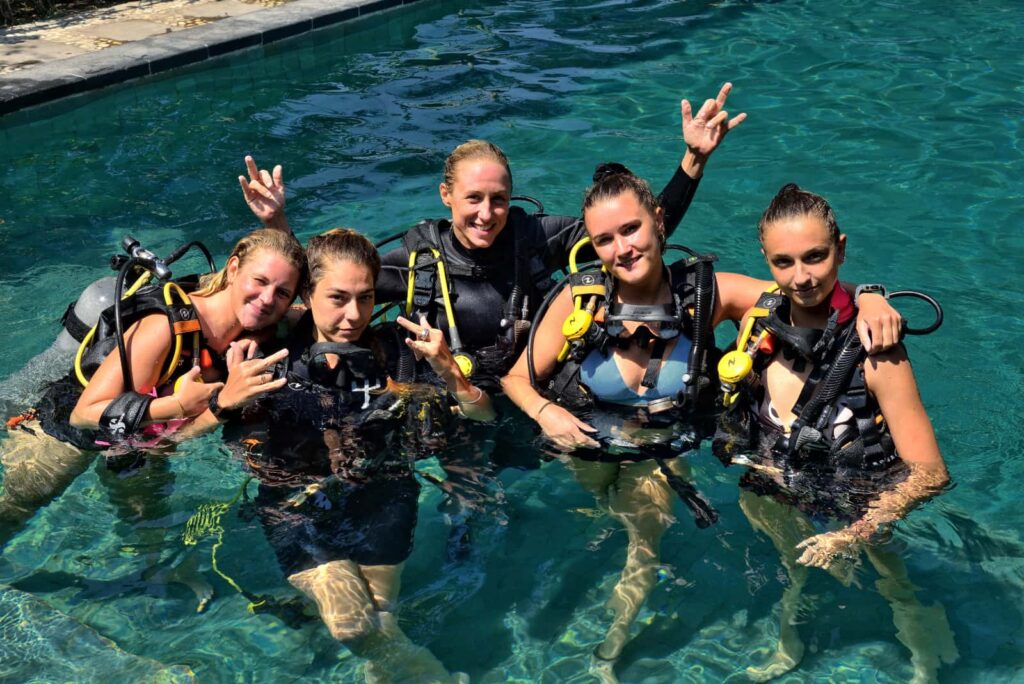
[{"xmin": 686, "ymin": 259, "xmax": 714, "ymax": 407}]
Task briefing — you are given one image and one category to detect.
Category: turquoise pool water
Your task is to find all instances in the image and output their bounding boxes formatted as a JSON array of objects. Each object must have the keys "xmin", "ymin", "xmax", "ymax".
[{"xmin": 2, "ymin": 0, "xmax": 1022, "ymax": 681}]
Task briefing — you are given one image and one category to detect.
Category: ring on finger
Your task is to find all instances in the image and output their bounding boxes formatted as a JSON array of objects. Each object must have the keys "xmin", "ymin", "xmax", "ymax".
[{"xmin": 418, "ymin": 329, "xmax": 430, "ymax": 341}]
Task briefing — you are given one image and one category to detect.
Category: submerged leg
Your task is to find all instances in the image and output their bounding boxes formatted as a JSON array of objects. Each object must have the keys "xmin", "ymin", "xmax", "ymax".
[
  {"xmin": 739, "ymin": 490, "xmax": 816, "ymax": 682},
  {"xmin": 566, "ymin": 457, "xmax": 619, "ymax": 511},
  {"xmin": 0, "ymin": 424, "xmax": 93, "ymax": 545},
  {"xmin": 864, "ymin": 545, "xmax": 958, "ymax": 684},
  {"xmin": 289, "ymin": 561, "xmax": 463, "ymax": 684},
  {"xmin": 596, "ymin": 459, "xmax": 680, "ymax": 663}
]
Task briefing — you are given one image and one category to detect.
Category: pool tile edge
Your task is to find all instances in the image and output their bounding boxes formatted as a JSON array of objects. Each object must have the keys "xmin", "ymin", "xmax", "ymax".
[{"xmin": 0, "ymin": 0, "xmax": 427, "ymax": 116}]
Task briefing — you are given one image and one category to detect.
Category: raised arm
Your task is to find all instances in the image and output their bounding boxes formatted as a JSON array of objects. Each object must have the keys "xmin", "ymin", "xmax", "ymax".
[
  {"xmin": 238, "ymin": 155, "xmax": 292, "ymax": 234},
  {"xmin": 663, "ymin": 82, "xmax": 747, "ymax": 238},
  {"xmin": 678, "ymin": 82, "xmax": 746, "ymax": 180},
  {"xmin": 545, "ymin": 83, "xmax": 747, "ymax": 261},
  {"xmin": 501, "ymin": 287, "xmax": 599, "ymax": 451}
]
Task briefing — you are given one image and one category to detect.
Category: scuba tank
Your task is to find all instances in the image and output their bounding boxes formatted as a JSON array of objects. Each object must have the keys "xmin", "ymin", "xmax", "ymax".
[
  {"xmin": 1, "ymin": 236, "xmax": 215, "ymax": 418},
  {"xmin": 56, "ymin": 277, "xmax": 117, "ymax": 354},
  {"xmin": 0, "ymin": 277, "xmax": 117, "ymax": 415}
]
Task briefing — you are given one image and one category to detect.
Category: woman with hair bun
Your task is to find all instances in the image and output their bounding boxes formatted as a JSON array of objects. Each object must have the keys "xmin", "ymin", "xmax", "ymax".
[
  {"xmin": 714, "ymin": 184, "xmax": 956, "ymax": 682},
  {"xmin": 502, "ymin": 167, "xmax": 901, "ymax": 679}
]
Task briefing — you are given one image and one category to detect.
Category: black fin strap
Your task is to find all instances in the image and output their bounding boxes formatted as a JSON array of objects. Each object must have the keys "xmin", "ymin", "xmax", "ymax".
[
  {"xmin": 99, "ymin": 391, "xmax": 153, "ymax": 442},
  {"xmin": 652, "ymin": 455, "xmax": 718, "ymax": 528},
  {"xmin": 641, "ymin": 338, "xmax": 668, "ymax": 389}
]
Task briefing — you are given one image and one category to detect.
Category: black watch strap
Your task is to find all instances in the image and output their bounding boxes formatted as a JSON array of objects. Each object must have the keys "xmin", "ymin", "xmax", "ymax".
[
  {"xmin": 854, "ymin": 283, "xmax": 889, "ymax": 300},
  {"xmin": 209, "ymin": 388, "xmax": 242, "ymax": 422}
]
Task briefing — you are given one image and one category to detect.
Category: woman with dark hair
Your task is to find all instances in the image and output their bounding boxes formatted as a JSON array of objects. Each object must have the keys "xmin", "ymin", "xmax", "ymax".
[
  {"xmin": 239, "ymin": 86, "xmax": 748, "ymax": 563},
  {"xmin": 240, "ymin": 228, "xmax": 491, "ymax": 683},
  {"xmin": 501, "ymin": 167, "xmax": 901, "ymax": 679},
  {"xmin": 713, "ymin": 184, "xmax": 956, "ymax": 682},
  {"xmin": 240, "ymin": 85, "xmax": 746, "ymax": 387}
]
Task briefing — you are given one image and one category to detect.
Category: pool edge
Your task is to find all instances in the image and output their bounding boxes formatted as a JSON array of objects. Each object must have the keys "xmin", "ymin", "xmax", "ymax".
[{"xmin": 0, "ymin": 0, "xmax": 426, "ymax": 117}]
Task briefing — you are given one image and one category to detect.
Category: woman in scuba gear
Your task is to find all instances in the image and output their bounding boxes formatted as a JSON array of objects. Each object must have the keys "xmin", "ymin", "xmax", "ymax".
[
  {"xmin": 239, "ymin": 84, "xmax": 745, "ymax": 386},
  {"xmin": 239, "ymin": 85, "xmax": 746, "ymax": 569},
  {"xmin": 713, "ymin": 184, "xmax": 956, "ymax": 683},
  {"xmin": 500, "ymin": 167, "xmax": 904, "ymax": 679},
  {"xmin": 0, "ymin": 229, "xmax": 306, "ymax": 545},
  {"xmin": 241, "ymin": 229, "xmax": 492, "ymax": 684},
  {"xmin": 69, "ymin": 228, "xmax": 304, "ymax": 436}
]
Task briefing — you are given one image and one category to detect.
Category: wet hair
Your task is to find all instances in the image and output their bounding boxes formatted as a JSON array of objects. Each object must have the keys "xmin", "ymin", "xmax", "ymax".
[
  {"xmin": 304, "ymin": 228, "xmax": 381, "ymax": 301},
  {"xmin": 442, "ymin": 139, "xmax": 512, "ymax": 190},
  {"xmin": 582, "ymin": 162, "xmax": 660, "ymax": 218},
  {"xmin": 194, "ymin": 228, "xmax": 307, "ymax": 298},
  {"xmin": 758, "ymin": 183, "xmax": 840, "ymax": 244}
]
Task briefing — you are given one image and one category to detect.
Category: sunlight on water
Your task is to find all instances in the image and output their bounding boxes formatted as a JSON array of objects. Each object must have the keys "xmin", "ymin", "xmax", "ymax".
[{"xmin": 1, "ymin": 0, "xmax": 1022, "ymax": 681}]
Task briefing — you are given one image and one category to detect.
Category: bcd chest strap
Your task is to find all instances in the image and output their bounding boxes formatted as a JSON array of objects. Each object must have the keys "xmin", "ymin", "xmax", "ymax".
[{"xmin": 547, "ymin": 248, "xmax": 718, "ymax": 415}]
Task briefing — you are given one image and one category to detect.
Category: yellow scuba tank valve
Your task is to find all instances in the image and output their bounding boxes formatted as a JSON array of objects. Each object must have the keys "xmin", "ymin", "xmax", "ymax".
[{"xmin": 718, "ymin": 349, "xmax": 755, "ymax": 386}]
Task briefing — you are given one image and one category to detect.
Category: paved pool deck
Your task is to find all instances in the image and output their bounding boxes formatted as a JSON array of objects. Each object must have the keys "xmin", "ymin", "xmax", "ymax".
[{"xmin": 0, "ymin": 0, "xmax": 424, "ymax": 115}]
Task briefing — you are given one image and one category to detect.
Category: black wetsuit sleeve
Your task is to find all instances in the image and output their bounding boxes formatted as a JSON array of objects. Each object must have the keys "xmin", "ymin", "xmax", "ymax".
[
  {"xmin": 539, "ymin": 164, "xmax": 701, "ymax": 268},
  {"xmin": 376, "ymin": 244, "xmax": 410, "ymax": 306},
  {"xmin": 659, "ymin": 165, "xmax": 700, "ymax": 239},
  {"xmin": 537, "ymin": 213, "xmax": 589, "ymax": 272}
]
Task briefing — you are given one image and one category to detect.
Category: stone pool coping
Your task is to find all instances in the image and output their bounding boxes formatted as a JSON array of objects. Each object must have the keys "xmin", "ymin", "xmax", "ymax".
[{"xmin": 0, "ymin": 0, "xmax": 424, "ymax": 116}]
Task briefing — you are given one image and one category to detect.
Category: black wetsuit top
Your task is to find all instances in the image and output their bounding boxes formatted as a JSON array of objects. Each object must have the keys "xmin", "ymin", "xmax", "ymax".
[
  {"xmin": 376, "ymin": 166, "xmax": 700, "ymax": 387},
  {"xmin": 243, "ymin": 315, "xmax": 447, "ymax": 487},
  {"xmin": 240, "ymin": 316, "xmax": 451, "ymax": 571}
]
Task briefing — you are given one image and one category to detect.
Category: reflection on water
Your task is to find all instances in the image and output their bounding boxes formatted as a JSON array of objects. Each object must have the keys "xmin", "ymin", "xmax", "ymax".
[{"xmin": 1, "ymin": 0, "xmax": 1023, "ymax": 681}]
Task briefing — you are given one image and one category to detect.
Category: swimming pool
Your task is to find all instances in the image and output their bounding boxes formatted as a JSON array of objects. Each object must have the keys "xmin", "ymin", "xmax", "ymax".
[{"xmin": 2, "ymin": 0, "xmax": 1022, "ymax": 681}]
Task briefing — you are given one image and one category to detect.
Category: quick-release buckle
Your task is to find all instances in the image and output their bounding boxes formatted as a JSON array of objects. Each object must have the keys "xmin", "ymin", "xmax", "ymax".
[{"xmin": 411, "ymin": 267, "xmax": 436, "ymax": 309}]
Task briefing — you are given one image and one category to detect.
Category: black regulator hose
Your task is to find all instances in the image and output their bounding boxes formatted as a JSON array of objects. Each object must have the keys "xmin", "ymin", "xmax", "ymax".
[
  {"xmin": 686, "ymin": 258, "xmax": 714, "ymax": 407},
  {"xmin": 788, "ymin": 327, "xmax": 865, "ymax": 455},
  {"xmin": 652, "ymin": 455, "xmax": 718, "ymax": 528},
  {"xmin": 165, "ymin": 240, "xmax": 216, "ymax": 273},
  {"xmin": 112, "ymin": 256, "xmax": 152, "ymax": 393},
  {"xmin": 891, "ymin": 290, "xmax": 944, "ymax": 335},
  {"xmin": 526, "ymin": 277, "xmax": 573, "ymax": 388}
]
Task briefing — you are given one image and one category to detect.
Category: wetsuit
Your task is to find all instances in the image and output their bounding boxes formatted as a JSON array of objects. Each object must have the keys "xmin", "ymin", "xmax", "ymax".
[
  {"xmin": 241, "ymin": 315, "xmax": 451, "ymax": 574},
  {"xmin": 376, "ymin": 166, "xmax": 700, "ymax": 389},
  {"xmin": 712, "ymin": 290, "xmax": 908, "ymax": 522}
]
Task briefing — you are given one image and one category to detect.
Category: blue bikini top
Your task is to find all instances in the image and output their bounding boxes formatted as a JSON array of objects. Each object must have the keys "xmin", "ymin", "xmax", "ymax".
[{"xmin": 579, "ymin": 336, "xmax": 692, "ymax": 407}]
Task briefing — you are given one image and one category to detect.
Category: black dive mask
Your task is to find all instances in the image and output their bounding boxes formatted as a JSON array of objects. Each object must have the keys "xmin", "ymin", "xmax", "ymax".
[
  {"xmin": 306, "ymin": 343, "xmax": 383, "ymax": 391},
  {"xmin": 605, "ymin": 297, "xmax": 683, "ymax": 343}
]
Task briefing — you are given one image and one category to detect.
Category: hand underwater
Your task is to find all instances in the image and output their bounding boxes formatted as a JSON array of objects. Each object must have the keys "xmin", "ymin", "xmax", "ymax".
[{"xmin": 795, "ymin": 529, "xmax": 862, "ymax": 571}]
